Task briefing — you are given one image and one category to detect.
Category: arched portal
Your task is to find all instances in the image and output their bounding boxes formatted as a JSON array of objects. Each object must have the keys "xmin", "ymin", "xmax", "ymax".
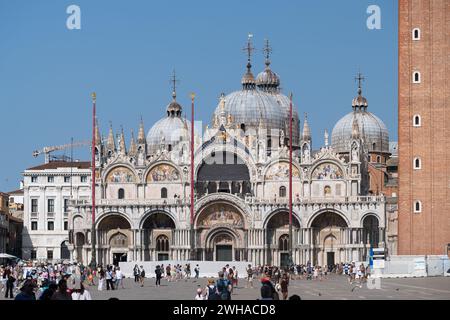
[
  {"xmin": 97, "ymin": 215, "xmax": 132, "ymax": 265},
  {"xmin": 310, "ymin": 212, "xmax": 348, "ymax": 266},
  {"xmin": 363, "ymin": 215, "xmax": 379, "ymax": 247},
  {"xmin": 141, "ymin": 212, "xmax": 175, "ymax": 261},
  {"xmin": 74, "ymin": 232, "xmax": 85, "ymax": 263},
  {"xmin": 196, "ymin": 152, "xmax": 251, "ymax": 198},
  {"xmin": 60, "ymin": 241, "xmax": 70, "ymax": 260},
  {"xmin": 196, "ymin": 202, "xmax": 247, "ymax": 261},
  {"xmin": 265, "ymin": 211, "xmax": 300, "ymax": 267}
]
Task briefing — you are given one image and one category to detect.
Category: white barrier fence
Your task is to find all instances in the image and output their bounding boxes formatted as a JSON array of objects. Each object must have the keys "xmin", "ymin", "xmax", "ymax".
[
  {"xmin": 119, "ymin": 260, "xmax": 251, "ymax": 278},
  {"xmin": 371, "ymin": 255, "xmax": 450, "ymax": 278}
]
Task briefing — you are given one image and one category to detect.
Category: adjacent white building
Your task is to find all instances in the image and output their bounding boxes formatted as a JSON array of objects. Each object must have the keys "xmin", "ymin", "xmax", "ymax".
[{"xmin": 22, "ymin": 161, "xmax": 91, "ymax": 261}]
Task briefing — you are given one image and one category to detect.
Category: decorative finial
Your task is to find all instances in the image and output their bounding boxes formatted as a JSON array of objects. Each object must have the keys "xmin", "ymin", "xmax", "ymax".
[
  {"xmin": 324, "ymin": 130, "xmax": 329, "ymax": 147},
  {"xmin": 170, "ymin": 69, "xmax": 180, "ymax": 100},
  {"xmin": 355, "ymin": 71, "xmax": 365, "ymax": 95},
  {"xmin": 243, "ymin": 33, "xmax": 255, "ymax": 71},
  {"xmin": 304, "ymin": 112, "xmax": 308, "ymax": 121},
  {"xmin": 263, "ymin": 38, "xmax": 272, "ymax": 67},
  {"xmin": 191, "ymin": 92, "xmax": 196, "ymax": 100}
]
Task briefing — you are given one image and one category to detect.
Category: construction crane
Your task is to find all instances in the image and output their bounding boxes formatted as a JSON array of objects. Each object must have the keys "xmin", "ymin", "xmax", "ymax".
[{"xmin": 32, "ymin": 140, "xmax": 91, "ymax": 164}]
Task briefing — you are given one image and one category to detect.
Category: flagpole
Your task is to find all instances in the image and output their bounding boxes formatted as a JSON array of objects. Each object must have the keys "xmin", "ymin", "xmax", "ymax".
[
  {"xmin": 90, "ymin": 92, "xmax": 97, "ymax": 268},
  {"xmin": 190, "ymin": 93, "xmax": 196, "ymax": 260},
  {"xmin": 289, "ymin": 92, "xmax": 293, "ymax": 266}
]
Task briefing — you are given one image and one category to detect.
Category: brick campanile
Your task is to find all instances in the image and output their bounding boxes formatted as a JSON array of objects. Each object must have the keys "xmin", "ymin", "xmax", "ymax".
[{"xmin": 398, "ymin": 0, "xmax": 450, "ymax": 255}]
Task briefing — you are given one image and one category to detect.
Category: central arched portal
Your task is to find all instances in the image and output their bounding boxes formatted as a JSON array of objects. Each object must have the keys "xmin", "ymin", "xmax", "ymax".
[
  {"xmin": 141, "ymin": 212, "xmax": 176, "ymax": 261},
  {"xmin": 97, "ymin": 215, "xmax": 132, "ymax": 266},
  {"xmin": 196, "ymin": 202, "xmax": 247, "ymax": 261},
  {"xmin": 310, "ymin": 212, "xmax": 348, "ymax": 266}
]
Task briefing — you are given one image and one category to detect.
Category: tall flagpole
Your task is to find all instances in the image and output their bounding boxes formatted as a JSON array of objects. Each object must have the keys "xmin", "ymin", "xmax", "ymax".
[
  {"xmin": 289, "ymin": 92, "xmax": 293, "ymax": 266},
  {"xmin": 91, "ymin": 92, "xmax": 97, "ymax": 268},
  {"xmin": 190, "ymin": 93, "xmax": 195, "ymax": 260}
]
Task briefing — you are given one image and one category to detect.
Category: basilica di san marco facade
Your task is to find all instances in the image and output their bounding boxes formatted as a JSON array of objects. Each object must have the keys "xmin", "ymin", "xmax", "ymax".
[{"xmin": 68, "ymin": 44, "xmax": 391, "ymax": 268}]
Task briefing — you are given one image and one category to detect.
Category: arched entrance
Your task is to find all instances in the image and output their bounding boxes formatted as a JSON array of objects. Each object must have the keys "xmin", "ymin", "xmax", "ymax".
[
  {"xmin": 362, "ymin": 215, "xmax": 380, "ymax": 260},
  {"xmin": 74, "ymin": 232, "xmax": 85, "ymax": 263},
  {"xmin": 60, "ymin": 241, "xmax": 70, "ymax": 260},
  {"xmin": 196, "ymin": 152, "xmax": 251, "ymax": 198},
  {"xmin": 196, "ymin": 202, "xmax": 247, "ymax": 261},
  {"xmin": 310, "ymin": 212, "xmax": 348, "ymax": 266},
  {"xmin": 141, "ymin": 212, "xmax": 175, "ymax": 261},
  {"xmin": 97, "ymin": 215, "xmax": 132, "ymax": 265},
  {"xmin": 265, "ymin": 211, "xmax": 300, "ymax": 267}
]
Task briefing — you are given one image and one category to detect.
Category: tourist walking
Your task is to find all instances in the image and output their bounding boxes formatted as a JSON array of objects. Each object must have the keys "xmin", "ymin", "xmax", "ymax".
[
  {"xmin": 115, "ymin": 267, "xmax": 124, "ymax": 289},
  {"xmin": 246, "ymin": 264, "xmax": 254, "ymax": 288},
  {"xmin": 216, "ymin": 271, "xmax": 232, "ymax": 300},
  {"xmin": 98, "ymin": 267, "xmax": 105, "ymax": 291},
  {"xmin": 4, "ymin": 267, "xmax": 15, "ymax": 299},
  {"xmin": 139, "ymin": 266, "xmax": 145, "ymax": 287},
  {"xmin": 106, "ymin": 266, "xmax": 114, "ymax": 290},
  {"xmin": 279, "ymin": 273, "xmax": 289, "ymax": 300},
  {"xmin": 71, "ymin": 281, "xmax": 92, "ymax": 300},
  {"xmin": 205, "ymin": 278, "xmax": 219, "ymax": 300},
  {"xmin": 133, "ymin": 264, "xmax": 140, "ymax": 283},
  {"xmin": 155, "ymin": 265, "xmax": 162, "ymax": 287},
  {"xmin": 194, "ymin": 264, "xmax": 200, "ymax": 279}
]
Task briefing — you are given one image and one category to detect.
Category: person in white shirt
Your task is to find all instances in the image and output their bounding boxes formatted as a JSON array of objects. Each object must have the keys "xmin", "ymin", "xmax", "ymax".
[
  {"xmin": 71, "ymin": 281, "xmax": 92, "ymax": 300},
  {"xmin": 115, "ymin": 267, "xmax": 124, "ymax": 289}
]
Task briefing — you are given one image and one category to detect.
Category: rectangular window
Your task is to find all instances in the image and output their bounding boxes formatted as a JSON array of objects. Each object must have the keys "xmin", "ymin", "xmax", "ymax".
[
  {"xmin": 31, "ymin": 176, "xmax": 38, "ymax": 183},
  {"xmin": 64, "ymin": 220, "xmax": 68, "ymax": 231},
  {"xmin": 31, "ymin": 221, "xmax": 38, "ymax": 230},
  {"xmin": 31, "ymin": 199, "xmax": 38, "ymax": 213},
  {"xmin": 64, "ymin": 198, "xmax": 69, "ymax": 213},
  {"xmin": 64, "ymin": 176, "xmax": 70, "ymax": 183},
  {"xmin": 47, "ymin": 176, "xmax": 54, "ymax": 183},
  {"xmin": 31, "ymin": 250, "xmax": 37, "ymax": 259},
  {"xmin": 80, "ymin": 175, "xmax": 87, "ymax": 183},
  {"xmin": 47, "ymin": 199, "xmax": 55, "ymax": 213},
  {"xmin": 47, "ymin": 250, "xmax": 53, "ymax": 260},
  {"xmin": 47, "ymin": 221, "xmax": 54, "ymax": 231}
]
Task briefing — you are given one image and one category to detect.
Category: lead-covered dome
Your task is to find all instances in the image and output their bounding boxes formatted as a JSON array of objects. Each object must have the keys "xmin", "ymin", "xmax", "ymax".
[
  {"xmin": 213, "ymin": 89, "xmax": 286, "ymax": 134},
  {"xmin": 147, "ymin": 93, "xmax": 191, "ymax": 154},
  {"xmin": 331, "ymin": 87, "xmax": 389, "ymax": 154}
]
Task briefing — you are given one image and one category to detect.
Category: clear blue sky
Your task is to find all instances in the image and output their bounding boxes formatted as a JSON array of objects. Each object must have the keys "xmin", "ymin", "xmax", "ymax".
[{"xmin": 0, "ymin": 0, "xmax": 397, "ymax": 191}]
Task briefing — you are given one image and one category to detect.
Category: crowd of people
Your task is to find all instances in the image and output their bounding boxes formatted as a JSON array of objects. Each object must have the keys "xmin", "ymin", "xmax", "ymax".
[{"xmin": 0, "ymin": 259, "xmax": 372, "ymax": 301}]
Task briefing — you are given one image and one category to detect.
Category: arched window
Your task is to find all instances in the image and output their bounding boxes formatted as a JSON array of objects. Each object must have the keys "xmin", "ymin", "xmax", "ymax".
[
  {"xmin": 279, "ymin": 234, "xmax": 289, "ymax": 251},
  {"xmin": 372, "ymin": 143, "xmax": 376, "ymax": 151},
  {"xmin": 279, "ymin": 186, "xmax": 287, "ymax": 198},
  {"xmin": 413, "ymin": 115, "xmax": 421, "ymax": 127},
  {"xmin": 267, "ymin": 138, "xmax": 272, "ymax": 149},
  {"xmin": 412, "ymin": 28, "xmax": 421, "ymax": 40},
  {"xmin": 156, "ymin": 235, "xmax": 170, "ymax": 252},
  {"xmin": 414, "ymin": 157, "xmax": 422, "ymax": 169},
  {"xmin": 413, "ymin": 71, "xmax": 421, "ymax": 83},
  {"xmin": 118, "ymin": 188, "xmax": 125, "ymax": 199},
  {"xmin": 168, "ymin": 144, "xmax": 172, "ymax": 152},
  {"xmin": 414, "ymin": 200, "xmax": 422, "ymax": 213},
  {"xmin": 376, "ymin": 155, "xmax": 381, "ymax": 163},
  {"xmin": 161, "ymin": 187, "xmax": 168, "ymax": 199},
  {"xmin": 240, "ymin": 123, "xmax": 246, "ymax": 133}
]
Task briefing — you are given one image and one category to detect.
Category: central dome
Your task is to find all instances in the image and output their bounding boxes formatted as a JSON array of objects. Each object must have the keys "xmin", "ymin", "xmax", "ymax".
[{"xmin": 213, "ymin": 89, "xmax": 286, "ymax": 133}]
